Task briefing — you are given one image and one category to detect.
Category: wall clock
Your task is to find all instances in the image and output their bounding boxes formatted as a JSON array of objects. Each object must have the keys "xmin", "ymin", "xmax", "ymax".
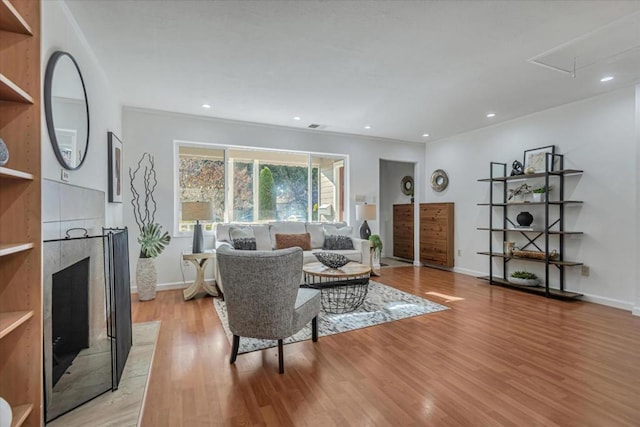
[
  {"xmin": 430, "ymin": 169, "xmax": 449, "ymax": 192},
  {"xmin": 400, "ymin": 176, "xmax": 414, "ymax": 195}
]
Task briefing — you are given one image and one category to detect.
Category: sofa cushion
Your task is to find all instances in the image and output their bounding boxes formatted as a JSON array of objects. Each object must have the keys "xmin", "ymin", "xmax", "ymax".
[
  {"xmin": 250, "ymin": 224, "xmax": 272, "ymax": 250},
  {"xmin": 275, "ymin": 233, "xmax": 312, "ymax": 251},
  {"xmin": 323, "ymin": 224, "xmax": 353, "ymax": 237},
  {"xmin": 323, "ymin": 235, "xmax": 354, "ymax": 250},
  {"xmin": 215, "ymin": 223, "xmax": 235, "ymax": 243},
  {"xmin": 305, "ymin": 223, "xmax": 325, "ymax": 249},
  {"xmin": 230, "ymin": 227, "xmax": 257, "ymax": 250},
  {"xmin": 269, "ymin": 222, "xmax": 307, "ymax": 248},
  {"xmin": 229, "ymin": 226, "xmax": 254, "ymax": 240},
  {"xmin": 232, "ymin": 237, "xmax": 257, "ymax": 250}
]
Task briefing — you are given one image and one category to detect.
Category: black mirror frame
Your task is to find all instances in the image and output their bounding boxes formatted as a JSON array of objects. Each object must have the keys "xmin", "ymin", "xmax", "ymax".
[{"xmin": 44, "ymin": 50, "xmax": 90, "ymax": 170}]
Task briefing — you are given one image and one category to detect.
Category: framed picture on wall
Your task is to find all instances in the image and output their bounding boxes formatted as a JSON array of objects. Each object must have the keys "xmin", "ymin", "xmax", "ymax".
[
  {"xmin": 523, "ymin": 145, "xmax": 555, "ymax": 173},
  {"xmin": 108, "ymin": 131, "xmax": 123, "ymax": 203}
]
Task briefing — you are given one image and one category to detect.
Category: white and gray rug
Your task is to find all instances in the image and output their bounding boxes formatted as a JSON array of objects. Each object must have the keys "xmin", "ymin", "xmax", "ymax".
[{"xmin": 213, "ymin": 281, "xmax": 448, "ymax": 354}]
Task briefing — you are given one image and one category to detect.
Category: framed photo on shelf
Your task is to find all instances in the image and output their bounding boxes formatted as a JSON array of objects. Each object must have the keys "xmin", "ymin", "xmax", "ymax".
[
  {"xmin": 523, "ymin": 145, "xmax": 555, "ymax": 173},
  {"xmin": 108, "ymin": 131, "xmax": 123, "ymax": 203}
]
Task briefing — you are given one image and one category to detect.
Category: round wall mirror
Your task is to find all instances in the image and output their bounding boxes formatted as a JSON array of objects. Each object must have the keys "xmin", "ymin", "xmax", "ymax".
[
  {"xmin": 44, "ymin": 51, "xmax": 90, "ymax": 170},
  {"xmin": 400, "ymin": 176, "xmax": 414, "ymax": 195},
  {"xmin": 430, "ymin": 169, "xmax": 449, "ymax": 192}
]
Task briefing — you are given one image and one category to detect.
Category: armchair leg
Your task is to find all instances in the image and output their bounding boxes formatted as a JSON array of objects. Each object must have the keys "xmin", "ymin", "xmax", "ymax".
[
  {"xmin": 312, "ymin": 316, "xmax": 318, "ymax": 342},
  {"xmin": 230, "ymin": 335, "xmax": 240, "ymax": 364},
  {"xmin": 278, "ymin": 339, "xmax": 284, "ymax": 374}
]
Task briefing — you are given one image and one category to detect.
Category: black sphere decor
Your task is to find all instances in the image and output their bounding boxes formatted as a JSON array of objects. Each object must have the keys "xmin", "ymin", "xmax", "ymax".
[{"xmin": 517, "ymin": 211, "xmax": 534, "ymax": 227}]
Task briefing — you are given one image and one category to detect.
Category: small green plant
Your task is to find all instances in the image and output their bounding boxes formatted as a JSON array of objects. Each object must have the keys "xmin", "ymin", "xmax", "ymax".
[
  {"xmin": 369, "ymin": 234, "xmax": 383, "ymax": 258},
  {"xmin": 138, "ymin": 223, "xmax": 171, "ymax": 258},
  {"xmin": 533, "ymin": 185, "xmax": 552, "ymax": 194},
  {"xmin": 510, "ymin": 271, "xmax": 537, "ymax": 280}
]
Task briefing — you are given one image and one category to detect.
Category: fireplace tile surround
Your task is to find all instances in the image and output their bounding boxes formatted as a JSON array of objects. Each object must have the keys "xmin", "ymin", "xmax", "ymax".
[{"xmin": 43, "ymin": 180, "xmax": 108, "ymax": 421}]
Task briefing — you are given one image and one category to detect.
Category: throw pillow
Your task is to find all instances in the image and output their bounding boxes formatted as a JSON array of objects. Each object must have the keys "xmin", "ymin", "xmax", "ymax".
[
  {"xmin": 232, "ymin": 237, "xmax": 257, "ymax": 251},
  {"xmin": 323, "ymin": 224, "xmax": 353, "ymax": 237},
  {"xmin": 275, "ymin": 233, "xmax": 312, "ymax": 251},
  {"xmin": 323, "ymin": 235, "xmax": 354, "ymax": 250},
  {"xmin": 229, "ymin": 227, "xmax": 256, "ymax": 250}
]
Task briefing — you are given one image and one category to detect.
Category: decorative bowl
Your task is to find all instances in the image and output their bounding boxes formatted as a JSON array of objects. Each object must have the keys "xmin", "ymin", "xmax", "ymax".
[
  {"xmin": 508, "ymin": 277, "xmax": 540, "ymax": 287},
  {"xmin": 314, "ymin": 252, "xmax": 350, "ymax": 269}
]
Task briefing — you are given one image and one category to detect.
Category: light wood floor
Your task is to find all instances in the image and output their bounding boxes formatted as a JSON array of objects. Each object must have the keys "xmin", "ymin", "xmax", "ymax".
[{"xmin": 132, "ymin": 266, "xmax": 640, "ymax": 426}]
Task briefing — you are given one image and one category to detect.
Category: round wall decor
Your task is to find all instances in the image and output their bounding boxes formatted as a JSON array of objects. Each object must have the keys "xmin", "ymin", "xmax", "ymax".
[
  {"xmin": 430, "ymin": 169, "xmax": 449, "ymax": 192},
  {"xmin": 400, "ymin": 175, "xmax": 414, "ymax": 195}
]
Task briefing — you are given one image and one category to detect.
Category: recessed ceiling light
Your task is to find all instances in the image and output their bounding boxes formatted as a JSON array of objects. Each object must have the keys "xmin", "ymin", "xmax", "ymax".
[
  {"xmin": 422, "ymin": 133, "xmax": 430, "ymax": 138},
  {"xmin": 600, "ymin": 76, "xmax": 614, "ymax": 82},
  {"xmin": 293, "ymin": 116, "xmax": 301, "ymax": 120},
  {"xmin": 202, "ymin": 104, "xmax": 211, "ymax": 109},
  {"xmin": 486, "ymin": 113, "xmax": 496, "ymax": 118},
  {"xmin": 364, "ymin": 125, "xmax": 372, "ymax": 129}
]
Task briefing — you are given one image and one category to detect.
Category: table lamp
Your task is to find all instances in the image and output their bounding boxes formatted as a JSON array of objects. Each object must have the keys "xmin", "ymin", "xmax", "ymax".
[
  {"xmin": 355, "ymin": 203, "xmax": 376, "ymax": 239},
  {"xmin": 182, "ymin": 201, "xmax": 213, "ymax": 253}
]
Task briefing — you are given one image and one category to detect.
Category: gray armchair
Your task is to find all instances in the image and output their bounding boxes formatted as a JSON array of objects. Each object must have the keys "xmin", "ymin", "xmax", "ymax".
[{"xmin": 216, "ymin": 246, "xmax": 321, "ymax": 373}]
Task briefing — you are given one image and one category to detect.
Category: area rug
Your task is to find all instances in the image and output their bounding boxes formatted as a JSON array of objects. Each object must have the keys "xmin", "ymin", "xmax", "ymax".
[
  {"xmin": 213, "ymin": 281, "xmax": 448, "ymax": 354},
  {"xmin": 47, "ymin": 321, "xmax": 160, "ymax": 427}
]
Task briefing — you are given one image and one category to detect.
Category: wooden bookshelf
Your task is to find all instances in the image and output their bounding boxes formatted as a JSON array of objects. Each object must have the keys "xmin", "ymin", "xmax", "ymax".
[
  {"xmin": 0, "ymin": 1, "xmax": 42, "ymax": 426},
  {"xmin": 0, "ymin": 167, "xmax": 34, "ymax": 180},
  {"xmin": 0, "ymin": 243, "xmax": 34, "ymax": 256},
  {"xmin": 0, "ymin": 0, "xmax": 32, "ymax": 35},
  {"xmin": 11, "ymin": 403, "xmax": 33, "ymax": 427},
  {"xmin": 0, "ymin": 311, "xmax": 33, "ymax": 339}
]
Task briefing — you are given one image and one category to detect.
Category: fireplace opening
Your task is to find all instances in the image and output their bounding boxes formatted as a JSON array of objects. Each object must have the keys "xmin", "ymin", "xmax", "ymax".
[{"xmin": 51, "ymin": 257, "xmax": 90, "ymax": 386}]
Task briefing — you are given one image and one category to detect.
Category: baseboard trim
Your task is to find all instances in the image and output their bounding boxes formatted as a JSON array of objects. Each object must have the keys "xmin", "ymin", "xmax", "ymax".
[
  {"xmin": 452, "ymin": 267, "xmax": 486, "ymax": 277},
  {"xmin": 131, "ymin": 279, "xmax": 215, "ymax": 294},
  {"xmin": 451, "ymin": 268, "xmax": 636, "ymax": 313},
  {"xmin": 577, "ymin": 293, "xmax": 634, "ymax": 312}
]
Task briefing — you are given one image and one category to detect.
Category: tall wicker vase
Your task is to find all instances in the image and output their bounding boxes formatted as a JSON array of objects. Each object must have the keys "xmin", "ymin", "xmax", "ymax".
[{"xmin": 136, "ymin": 257, "xmax": 157, "ymax": 301}]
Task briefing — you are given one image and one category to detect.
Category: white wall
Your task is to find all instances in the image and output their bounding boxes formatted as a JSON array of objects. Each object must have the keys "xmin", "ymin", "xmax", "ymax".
[
  {"xmin": 379, "ymin": 160, "xmax": 415, "ymax": 258},
  {"xmin": 42, "ymin": 0, "xmax": 123, "ymax": 227},
  {"xmin": 123, "ymin": 108, "xmax": 426, "ymax": 289},
  {"xmin": 425, "ymin": 87, "xmax": 638, "ymax": 311}
]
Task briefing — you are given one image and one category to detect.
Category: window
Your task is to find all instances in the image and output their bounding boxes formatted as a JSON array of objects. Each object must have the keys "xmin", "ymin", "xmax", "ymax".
[
  {"xmin": 177, "ymin": 146, "xmax": 224, "ymax": 232},
  {"xmin": 175, "ymin": 142, "xmax": 346, "ymax": 234}
]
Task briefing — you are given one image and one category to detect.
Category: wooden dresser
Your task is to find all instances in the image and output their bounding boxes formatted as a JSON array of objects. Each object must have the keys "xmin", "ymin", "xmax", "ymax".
[
  {"xmin": 419, "ymin": 203, "xmax": 454, "ymax": 268},
  {"xmin": 393, "ymin": 204, "xmax": 414, "ymax": 260}
]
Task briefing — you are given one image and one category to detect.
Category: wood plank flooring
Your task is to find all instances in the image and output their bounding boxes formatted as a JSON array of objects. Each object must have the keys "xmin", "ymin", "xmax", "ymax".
[{"xmin": 132, "ymin": 266, "xmax": 640, "ymax": 426}]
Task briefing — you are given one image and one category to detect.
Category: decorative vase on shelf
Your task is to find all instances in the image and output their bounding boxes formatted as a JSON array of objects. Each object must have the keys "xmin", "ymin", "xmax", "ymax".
[
  {"xmin": 136, "ymin": 257, "xmax": 157, "ymax": 301},
  {"xmin": 516, "ymin": 211, "xmax": 534, "ymax": 227},
  {"xmin": 532, "ymin": 193, "xmax": 545, "ymax": 203},
  {"xmin": 0, "ymin": 397, "xmax": 11, "ymax": 427}
]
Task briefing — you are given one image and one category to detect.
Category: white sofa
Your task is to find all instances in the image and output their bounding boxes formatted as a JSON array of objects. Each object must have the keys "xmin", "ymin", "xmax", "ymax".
[{"xmin": 214, "ymin": 221, "xmax": 371, "ymax": 293}]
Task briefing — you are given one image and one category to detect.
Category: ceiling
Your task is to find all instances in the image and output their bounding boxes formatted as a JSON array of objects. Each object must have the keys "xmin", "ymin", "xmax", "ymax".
[{"xmin": 63, "ymin": 0, "xmax": 640, "ymax": 143}]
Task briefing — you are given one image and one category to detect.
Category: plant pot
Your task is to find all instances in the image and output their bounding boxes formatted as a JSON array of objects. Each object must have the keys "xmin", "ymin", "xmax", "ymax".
[
  {"xmin": 136, "ymin": 257, "xmax": 157, "ymax": 301},
  {"xmin": 532, "ymin": 193, "xmax": 546, "ymax": 202},
  {"xmin": 508, "ymin": 277, "xmax": 540, "ymax": 287}
]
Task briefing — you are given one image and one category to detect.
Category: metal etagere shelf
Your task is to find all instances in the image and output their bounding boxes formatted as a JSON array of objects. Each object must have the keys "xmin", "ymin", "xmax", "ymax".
[{"xmin": 477, "ymin": 153, "xmax": 584, "ymax": 299}]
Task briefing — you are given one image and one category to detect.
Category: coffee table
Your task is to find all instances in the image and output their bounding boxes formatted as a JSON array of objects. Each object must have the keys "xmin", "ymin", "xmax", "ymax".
[{"xmin": 302, "ymin": 261, "xmax": 371, "ymax": 313}]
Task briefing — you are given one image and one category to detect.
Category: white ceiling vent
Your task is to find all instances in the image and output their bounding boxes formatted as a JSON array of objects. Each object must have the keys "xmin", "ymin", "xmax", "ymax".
[
  {"xmin": 307, "ymin": 124, "xmax": 326, "ymax": 130},
  {"xmin": 528, "ymin": 11, "xmax": 640, "ymax": 76}
]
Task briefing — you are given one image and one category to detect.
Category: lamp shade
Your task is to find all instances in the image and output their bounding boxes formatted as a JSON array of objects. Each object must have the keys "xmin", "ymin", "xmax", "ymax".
[
  {"xmin": 356, "ymin": 204, "xmax": 376, "ymax": 221},
  {"xmin": 182, "ymin": 201, "xmax": 213, "ymax": 221}
]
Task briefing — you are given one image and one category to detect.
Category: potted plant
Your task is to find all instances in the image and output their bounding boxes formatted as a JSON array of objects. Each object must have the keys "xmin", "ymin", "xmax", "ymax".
[
  {"xmin": 130, "ymin": 153, "xmax": 171, "ymax": 301},
  {"xmin": 369, "ymin": 234, "xmax": 383, "ymax": 259},
  {"xmin": 508, "ymin": 271, "xmax": 540, "ymax": 287},
  {"xmin": 532, "ymin": 185, "xmax": 552, "ymax": 202}
]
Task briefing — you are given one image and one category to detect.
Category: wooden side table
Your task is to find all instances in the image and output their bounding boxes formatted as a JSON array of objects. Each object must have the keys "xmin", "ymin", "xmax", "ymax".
[{"xmin": 182, "ymin": 250, "xmax": 218, "ymax": 300}]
